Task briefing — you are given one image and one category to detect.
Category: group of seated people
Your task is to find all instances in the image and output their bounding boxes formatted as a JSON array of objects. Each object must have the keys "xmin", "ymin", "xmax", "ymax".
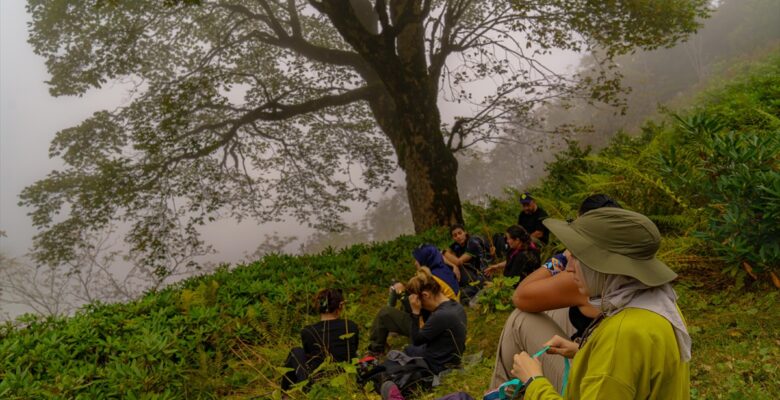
[{"xmin": 280, "ymin": 193, "xmax": 692, "ymax": 400}]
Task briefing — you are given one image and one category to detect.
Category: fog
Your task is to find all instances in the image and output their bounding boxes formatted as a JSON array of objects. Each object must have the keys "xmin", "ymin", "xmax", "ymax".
[{"xmin": 3, "ymin": 0, "xmax": 777, "ymax": 319}]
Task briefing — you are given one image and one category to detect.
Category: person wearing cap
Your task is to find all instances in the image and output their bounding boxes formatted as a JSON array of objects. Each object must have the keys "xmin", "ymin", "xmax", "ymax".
[
  {"xmin": 517, "ymin": 192, "xmax": 550, "ymax": 246},
  {"xmin": 489, "ymin": 194, "xmax": 620, "ymax": 392},
  {"xmin": 367, "ymin": 244, "xmax": 459, "ymax": 355},
  {"xmin": 510, "ymin": 208, "xmax": 691, "ymax": 399}
]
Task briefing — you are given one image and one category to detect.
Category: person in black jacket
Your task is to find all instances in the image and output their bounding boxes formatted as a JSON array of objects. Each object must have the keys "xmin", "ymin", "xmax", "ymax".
[
  {"xmin": 484, "ymin": 225, "xmax": 541, "ymax": 285},
  {"xmin": 375, "ymin": 267, "xmax": 468, "ymax": 399},
  {"xmin": 281, "ymin": 288, "xmax": 359, "ymax": 391},
  {"xmin": 517, "ymin": 192, "xmax": 550, "ymax": 246},
  {"xmin": 404, "ymin": 267, "xmax": 468, "ymax": 374}
]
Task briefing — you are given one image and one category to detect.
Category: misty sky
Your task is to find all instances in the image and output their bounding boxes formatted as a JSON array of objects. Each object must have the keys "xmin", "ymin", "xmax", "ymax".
[
  {"xmin": 0, "ymin": 1, "xmax": 107, "ymax": 259},
  {"xmin": 0, "ymin": 0, "xmax": 585, "ymax": 277},
  {"xmin": 0, "ymin": 2, "xmax": 326, "ymax": 263}
]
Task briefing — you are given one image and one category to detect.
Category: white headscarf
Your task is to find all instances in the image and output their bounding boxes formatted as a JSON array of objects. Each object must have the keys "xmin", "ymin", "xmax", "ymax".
[{"xmin": 581, "ymin": 263, "xmax": 692, "ymax": 362}]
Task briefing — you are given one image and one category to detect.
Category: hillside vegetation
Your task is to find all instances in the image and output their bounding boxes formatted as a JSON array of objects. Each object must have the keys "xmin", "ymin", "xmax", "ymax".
[{"xmin": 2, "ymin": 52, "xmax": 779, "ymax": 400}]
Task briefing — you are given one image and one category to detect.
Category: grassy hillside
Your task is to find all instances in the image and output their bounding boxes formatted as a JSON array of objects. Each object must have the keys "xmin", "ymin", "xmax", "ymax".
[{"xmin": 2, "ymin": 53, "xmax": 779, "ymax": 400}]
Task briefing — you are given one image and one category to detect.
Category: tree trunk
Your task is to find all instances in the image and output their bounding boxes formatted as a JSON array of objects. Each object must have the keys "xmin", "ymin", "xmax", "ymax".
[
  {"xmin": 399, "ymin": 125, "xmax": 463, "ymax": 233},
  {"xmin": 324, "ymin": 0, "xmax": 463, "ymax": 232},
  {"xmin": 367, "ymin": 90, "xmax": 463, "ymax": 233}
]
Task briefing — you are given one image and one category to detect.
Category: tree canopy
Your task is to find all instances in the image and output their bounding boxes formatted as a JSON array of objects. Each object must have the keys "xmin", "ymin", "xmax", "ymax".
[{"xmin": 22, "ymin": 0, "xmax": 709, "ymax": 272}]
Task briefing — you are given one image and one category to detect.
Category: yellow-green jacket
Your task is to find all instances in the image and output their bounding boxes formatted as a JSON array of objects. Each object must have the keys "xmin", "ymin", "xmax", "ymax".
[{"xmin": 526, "ymin": 308, "xmax": 690, "ymax": 400}]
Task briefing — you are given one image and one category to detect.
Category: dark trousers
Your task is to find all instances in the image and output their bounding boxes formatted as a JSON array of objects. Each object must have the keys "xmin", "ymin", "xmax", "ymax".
[
  {"xmin": 458, "ymin": 265, "xmax": 483, "ymax": 305},
  {"xmin": 368, "ymin": 306, "xmax": 413, "ymax": 353},
  {"xmin": 281, "ymin": 347, "xmax": 309, "ymax": 390}
]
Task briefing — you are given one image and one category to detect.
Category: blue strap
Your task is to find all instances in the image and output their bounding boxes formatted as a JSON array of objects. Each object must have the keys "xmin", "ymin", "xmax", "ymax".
[
  {"xmin": 497, "ymin": 378, "xmax": 521, "ymax": 400},
  {"xmin": 496, "ymin": 346, "xmax": 551, "ymax": 399},
  {"xmin": 561, "ymin": 357, "xmax": 570, "ymax": 397},
  {"xmin": 494, "ymin": 345, "xmax": 570, "ymax": 399}
]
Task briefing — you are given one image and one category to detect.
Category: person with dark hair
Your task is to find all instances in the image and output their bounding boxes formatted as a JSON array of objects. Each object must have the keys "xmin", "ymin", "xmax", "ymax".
[
  {"xmin": 511, "ymin": 207, "xmax": 690, "ymax": 399},
  {"xmin": 484, "ymin": 225, "xmax": 541, "ymax": 284},
  {"xmin": 489, "ymin": 194, "xmax": 622, "ymax": 392},
  {"xmin": 443, "ymin": 224, "xmax": 486, "ymax": 303},
  {"xmin": 576, "ymin": 193, "xmax": 621, "ymax": 216},
  {"xmin": 281, "ymin": 288, "xmax": 359, "ymax": 391},
  {"xmin": 367, "ymin": 244, "xmax": 459, "ymax": 355},
  {"xmin": 517, "ymin": 192, "xmax": 550, "ymax": 246}
]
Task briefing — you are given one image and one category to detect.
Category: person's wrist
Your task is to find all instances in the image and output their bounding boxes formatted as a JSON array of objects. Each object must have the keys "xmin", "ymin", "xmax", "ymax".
[{"xmin": 521, "ymin": 376, "xmax": 544, "ymax": 393}]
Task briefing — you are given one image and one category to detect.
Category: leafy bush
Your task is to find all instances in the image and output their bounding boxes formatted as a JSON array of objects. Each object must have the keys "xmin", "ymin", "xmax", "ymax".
[
  {"xmin": 476, "ymin": 276, "xmax": 520, "ymax": 314},
  {"xmin": 662, "ymin": 113, "xmax": 780, "ymax": 278},
  {"xmin": 0, "ymin": 230, "xmax": 444, "ymax": 399}
]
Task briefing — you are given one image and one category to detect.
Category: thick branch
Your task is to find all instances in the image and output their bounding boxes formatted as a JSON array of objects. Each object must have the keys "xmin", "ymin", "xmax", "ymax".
[{"xmin": 168, "ymin": 85, "xmax": 377, "ymax": 166}]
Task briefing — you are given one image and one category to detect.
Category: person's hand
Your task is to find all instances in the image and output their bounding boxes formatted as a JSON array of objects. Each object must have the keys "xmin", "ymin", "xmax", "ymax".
[
  {"xmin": 408, "ymin": 293, "xmax": 422, "ymax": 314},
  {"xmin": 511, "ymin": 352, "xmax": 542, "ymax": 382},
  {"xmin": 544, "ymin": 335, "xmax": 579, "ymax": 359},
  {"xmin": 392, "ymin": 282, "xmax": 405, "ymax": 293},
  {"xmin": 484, "ymin": 265, "xmax": 497, "ymax": 276}
]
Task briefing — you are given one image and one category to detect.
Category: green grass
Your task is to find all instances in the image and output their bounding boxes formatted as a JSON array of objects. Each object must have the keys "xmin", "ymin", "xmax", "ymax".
[
  {"xmin": 676, "ymin": 269, "xmax": 780, "ymax": 399},
  {"xmin": 3, "ymin": 40, "xmax": 779, "ymax": 400},
  {"xmin": 218, "ymin": 262, "xmax": 780, "ymax": 399}
]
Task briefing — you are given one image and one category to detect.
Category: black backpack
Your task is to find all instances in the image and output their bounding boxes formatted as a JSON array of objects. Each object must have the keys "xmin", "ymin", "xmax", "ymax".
[
  {"xmin": 357, "ymin": 358, "xmax": 434, "ymax": 398},
  {"xmin": 468, "ymin": 235, "xmax": 495, "ymax": 268}
]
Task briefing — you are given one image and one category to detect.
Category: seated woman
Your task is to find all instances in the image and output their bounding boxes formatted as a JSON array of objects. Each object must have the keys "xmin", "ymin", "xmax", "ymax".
[
  {"xmin": 404, "ymin": 267, "xmax": 468, "ymax": 373},
  {"xmin": 490, "ymin": 194, "xmax": 620, "ymax": 391},
  {"xmin": 281, "ymin": 288, "xmax": 359, "ymax": 391},
  {"xmin": 378, "ymin": 267, "xmax": 468, "ymax": 399},
  {"xmin": 484, "ymin": 225, "xmax": 541, "ymax": 284},
  {"xmin": 510, "ymin": 207, "xmax": 691, "ymax": 399},
  {"xmin": 368, "ymin": 244, "xmax": 459, "ymax": 354}
]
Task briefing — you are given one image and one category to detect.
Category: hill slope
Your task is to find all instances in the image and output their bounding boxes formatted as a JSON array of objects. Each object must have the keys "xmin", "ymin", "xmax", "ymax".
[{"xmin": 2, "ymin": 51, "xmax": 780, "ymax": 400}]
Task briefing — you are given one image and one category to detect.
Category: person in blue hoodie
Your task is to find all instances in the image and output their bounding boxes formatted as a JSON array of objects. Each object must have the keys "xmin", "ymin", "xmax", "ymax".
[{"xmin": 367, "ymin": 244, "xmax": 459, "ymax": 354}]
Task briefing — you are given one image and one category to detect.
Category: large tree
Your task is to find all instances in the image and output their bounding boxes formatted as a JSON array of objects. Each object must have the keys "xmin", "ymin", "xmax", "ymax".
[{"xmin": 22, "ymin": 0, "xmax": 708, "ymax": 271}]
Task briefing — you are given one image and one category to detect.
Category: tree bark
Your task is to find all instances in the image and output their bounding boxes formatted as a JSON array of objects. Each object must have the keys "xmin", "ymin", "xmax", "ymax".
[
  {"xmin": 316, "ymin": 0, "xmax": 463, "ymax": 233},
  {"xmin": 367, "ymin": 88, "xmax": 463, "ymax": 233}
]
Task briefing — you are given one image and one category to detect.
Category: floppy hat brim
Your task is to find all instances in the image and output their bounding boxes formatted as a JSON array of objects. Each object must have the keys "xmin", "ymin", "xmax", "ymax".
[{"xmin": 544, "ymin": 218, "xmax": 677, "ymax": 286}]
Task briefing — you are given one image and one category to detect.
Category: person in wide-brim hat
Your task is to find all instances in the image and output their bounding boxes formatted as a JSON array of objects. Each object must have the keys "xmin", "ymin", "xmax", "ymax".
[
  {"xmin": 543, "ymin": 207, "xmax": 677, "ymax": 287},
  {"xmin": 508, "ymin": 207, "xmax": 692, "ymax": 400}
]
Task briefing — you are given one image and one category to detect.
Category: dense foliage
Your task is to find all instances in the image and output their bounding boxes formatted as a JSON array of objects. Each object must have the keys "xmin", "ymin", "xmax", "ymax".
[
  {"xmin": 0, "ymin": 231, "xmax": 446, "ymax": 399},
  {"xmin": 516, "ymin": 53, "xmax": 780, "ymax": 283},
  {"xmin": 2, "ymin": 44, "xmax": 779, "ymax": 400},
  {"xmin": 21, "ymin": 0, "xmax": 709, "ymax": 274}
]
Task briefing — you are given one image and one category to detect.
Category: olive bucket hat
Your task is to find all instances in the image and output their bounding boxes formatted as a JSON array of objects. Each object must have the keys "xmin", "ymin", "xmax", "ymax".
[{"xmin": 543, "ymin": 207, "xmax": 676, "ymax": 286}]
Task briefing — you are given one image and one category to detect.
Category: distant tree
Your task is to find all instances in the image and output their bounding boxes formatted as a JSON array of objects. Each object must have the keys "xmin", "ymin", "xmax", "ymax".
[
  {"xmin": 1, "ymin": 251, "xmax": 70, "ymax": 318},
  {"xmin": 243, "ymin": 231, "xmax": 299, "ymax": 260},
  {"xmin": 0, "ymin": 226, "xmax": 212, "ymax": 320},
  {"xmin": 535, "ymin": 0, "xmax": 780, "ymax": 147},
  {"xmin": 22, "ymin": 0, "xmax": 709, "ymax": 271}
]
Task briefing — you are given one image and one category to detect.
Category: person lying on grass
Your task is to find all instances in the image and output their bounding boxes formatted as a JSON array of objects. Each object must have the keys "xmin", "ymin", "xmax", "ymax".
[{"xmin": 510, "ymin": 208, "xmax": 691, "ymax": 399}]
